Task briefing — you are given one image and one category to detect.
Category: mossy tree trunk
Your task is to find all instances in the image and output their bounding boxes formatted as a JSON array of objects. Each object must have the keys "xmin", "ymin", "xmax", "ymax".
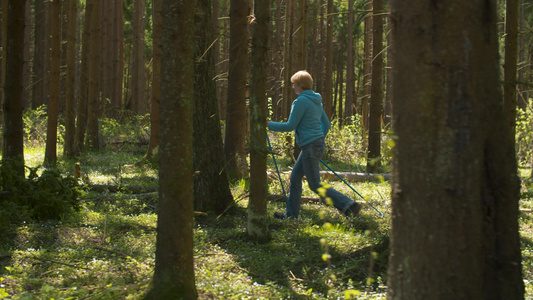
[
  {"xmin": 146, "ymin": 0, "xmax": 197, "ymax": 298},
  {"xmin": 387, "ymin": 1, "xmax": 524, "ymax": 299},
  {"xmin": 248, "ymin": 0, "xmax": 271, "ymax": 242}
]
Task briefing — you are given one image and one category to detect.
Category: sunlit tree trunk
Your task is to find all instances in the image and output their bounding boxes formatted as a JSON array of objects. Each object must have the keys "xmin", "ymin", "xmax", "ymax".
[
  {"xmin": 146, "ymin": 0, "xmax": 197, "ymax": 297},
  {"xmin": 3, "ymin": 0, "xmax": 26, "ymax": 175},
  {"xmin": 224, "ymin": 0, "xmax": 250, "ymax": 179},
  {"xmin": 387, "ymin": 0, "xmax": 524, "ymax": 298},
  {"xmin": 113, "ymin": 0, "xmax": 124, "ymax": 116},
  {"xmin": 361, "ymin": 0, "xmax": 371, "ymax": 137},
  {"xmin": 193, "ymin": 0, "xmax": 234, "ymax": 214}
]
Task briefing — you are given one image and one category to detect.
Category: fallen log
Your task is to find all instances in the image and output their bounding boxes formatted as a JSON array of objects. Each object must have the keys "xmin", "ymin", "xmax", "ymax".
[{"xmin": 82, "ymin": 184, "xmax": 157, "ymax": 194}]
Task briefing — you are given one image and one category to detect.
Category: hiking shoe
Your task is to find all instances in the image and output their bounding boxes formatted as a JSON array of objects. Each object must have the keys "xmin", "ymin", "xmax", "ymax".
[
  {"xmin": 344, "ymin": 202, "xmax": 362, "ymax": 218},
  {"xmin": 273, "ymin": 212, "xmax": 286, "ymax": 220}
]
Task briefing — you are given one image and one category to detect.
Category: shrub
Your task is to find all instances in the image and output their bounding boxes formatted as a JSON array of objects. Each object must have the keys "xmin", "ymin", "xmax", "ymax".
[{"xmin": 0, "ymin": 160, "xmax": 80, "ymax": 225}]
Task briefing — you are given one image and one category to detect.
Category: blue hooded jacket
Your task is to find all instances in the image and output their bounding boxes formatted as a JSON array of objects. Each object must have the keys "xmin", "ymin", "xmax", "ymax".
[{"xmin": 268, "ymin": 90, "xmax": 331, "ymax": 146}]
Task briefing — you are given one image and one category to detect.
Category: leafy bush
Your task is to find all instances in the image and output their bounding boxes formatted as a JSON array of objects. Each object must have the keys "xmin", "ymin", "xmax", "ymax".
[{"xmin": 0, "ymin": 160, "xmax": 80, "ymax": 226}]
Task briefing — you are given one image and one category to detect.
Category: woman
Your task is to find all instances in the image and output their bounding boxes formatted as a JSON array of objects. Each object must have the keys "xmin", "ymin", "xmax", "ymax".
[{"xmin": 267, "ymin": 70, "xmax": 362, "ymax": 219}]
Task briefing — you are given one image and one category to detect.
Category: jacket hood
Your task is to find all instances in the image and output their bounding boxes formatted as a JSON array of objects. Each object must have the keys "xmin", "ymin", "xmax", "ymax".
[{"xmin": 299, "ymin": 90, "xmax": 322, "ymax": 105}]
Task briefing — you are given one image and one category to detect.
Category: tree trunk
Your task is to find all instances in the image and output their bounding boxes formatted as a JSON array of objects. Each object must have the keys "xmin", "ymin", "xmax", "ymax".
[
  {"xmin": 143, "ymin": 0, "xmax": 161, "ymax": 164},
  {"xmin": 224, "ymin": 0, "xmax": 250, "ymax": 179},
  {"xmin": 323, "ymin": 0, "xmax": 333, "ymax": 118},
  {"xmin": 44, "ymin": 0, "xmax": 62, "ymax": 166},
  {"xmin": 296, "ymin": 0, "xmax": 308, "ymax": 70},
  {"xmin": 282, "ymin": 0, "xmax": 295, "ymax": 119},
  {"xmin": 74, "ymin": 0, "xmax": 93, "ymax": 155},
  {"xmin": 248, "ymin": 0, "xmax": 270, "ymax": 242},
  {"xmin": 131, "ymin": 0, "xmax": 145, "ymax": 114},
  {"xmin": 387, "ymin": 1, "xmax": 524, "ymax": 299},
  {"xmin": 503, "ymin": 0, "xmax": 518, "ymax": 137},
  {"xmin": 2, "ymin": 0, "xmax": 25, "ymax": 176},
  {"xmin": 344, "ymin": 0, "xmax": 355, "ymax": 125},
  {"xmin": 86, "ymin": 0, "xmax": 101, "ymax": 151},
  {"xmin": 113, "ymin": 0, "xmax": 124, "ymax": 116},
  {"xmin": 32, "ymin": 0, "xmax": 46, "ymax": 110},
  {"xmin": 366, "ymin": 0, "xmax": 383, "ymax": 173},
  {"xmin": 147, "ymin": 0, "xmax": 197, "ymax": 297},
  {"xmin": 63, "ymin": 0, "xmax": 78, "ymax": 158},
  {"xmin": 193, "ymin": 0, "xmax": 234, "ymax": 214},
  {"xmin": 361, "ymin": 0, "xmax": 371, "ymax": 138}
]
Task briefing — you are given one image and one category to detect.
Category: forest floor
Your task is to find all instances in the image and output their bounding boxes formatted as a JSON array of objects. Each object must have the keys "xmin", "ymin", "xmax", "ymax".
[{"xmin": 1, "ymin": 144, "xmax": 533, "ymax": 299}]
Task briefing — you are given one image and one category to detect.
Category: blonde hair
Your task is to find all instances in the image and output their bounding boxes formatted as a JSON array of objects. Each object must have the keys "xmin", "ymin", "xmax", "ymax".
[{"xmin": 291, "ymin": 71, "xmax": 314, "ymax": 90}]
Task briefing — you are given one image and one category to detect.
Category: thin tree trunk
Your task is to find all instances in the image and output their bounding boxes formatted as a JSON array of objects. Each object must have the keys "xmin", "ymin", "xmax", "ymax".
[
  {"xmin": 64, "ymin": 0, "xmax": 77, "ymax": 158},
  {"xmin": 74, "ymin": 0, "xmax": 93, "ymax": 155},
  {"xmin": 296, "ymin": 0, "xmax": 308, "ymax": 70},
  {"xmin": 366, "ymin": 0, "xmax": 383, "ymax": 173},
  {"xmin": 86, "ymin": 0, "xmax": 101, "ymax": 151},
  {"xmin": 344, "ymin": 0, "xmax": 355, "ymax": 125},
  {"xmin": 282, "ymin": 0, "xmax": 295, "ymax": 119},
  {"xmin": 323, "ymin": 0, "xmax": 333, "ymax": 118},
  {"xmin": 143, "ymin": 0, "xmax": 161, "ymax": 163},
  {"xmin": 131, "ymin": 0, "xmax": 145, "ymax": 114},
  {"xmin": 44, "ymin": 0, "xmax": 62, "ymax": 165},
  {"xmin": 32, "ymin": 0, "xmax": 46, "ymax": 109}
]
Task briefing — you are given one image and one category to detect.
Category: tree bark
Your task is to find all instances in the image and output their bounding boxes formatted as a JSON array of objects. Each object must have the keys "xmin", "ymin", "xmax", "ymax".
[
  {"xmin": 248, "ymin": 0, "xmax": 270, "ymax": 242},
  {"xmin": 63, "ymin": 0, "xmax": 77, "ymax": 158},
  {"xmin": 86, "ymin": 0, "xmax": 101, "ymax": 151},
  {"xmin": 143, "ymin": 0, "xmax": 161, "ymax": 164},
  {"xmin": 44, "ymin": 0, "xmax": 62, "ymax": 166},
  {"xmin": 323, "ymin": 0, "xmax": 333, "ymax": 118},
  {"xmin": 224, "ymin": 0, "xmax": 250, "ymax": 179},
  {"xmin": 366, "ymin": 0, "xmax": 383, "ymax": 173},
  {"xmin": 32, "ymin": 0, "xmax": 46, "ymax": 110},
  {"xmin": 147, "ymin": 0, "xmax": 197, "ymax": 298},
  {"xmin": 193, "ymin": 0, "xmax": 234, "ymax": 214},
  {"xmin": 344, "ymin": 0, "xmax": 355, "ymax": 125},
  {"xmin": 131, "ymin": 0, "xmax": 146, "ymax": 114},
  {"xmin": 2, "ymin": 0, "xmax": 26, "ymax": 176},
  {"xmin": 387, "ymin": 1, "xmax": 524, "ymax": 299}
]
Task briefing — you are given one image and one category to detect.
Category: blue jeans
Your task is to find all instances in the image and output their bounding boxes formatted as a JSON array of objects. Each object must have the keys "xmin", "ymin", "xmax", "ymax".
[{"xmin": 284, "ymin": 137, "xmax": 355, "ymax": 218}]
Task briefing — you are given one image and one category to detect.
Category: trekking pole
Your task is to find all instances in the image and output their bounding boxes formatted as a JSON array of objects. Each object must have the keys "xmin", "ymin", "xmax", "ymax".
[
  {"xmin": 266, "ymin": 133, "xmax": 290, "ymax": 214},
  {"xmin": 319, "ymin": 159, "xmax": 384, "ymax": 217}
]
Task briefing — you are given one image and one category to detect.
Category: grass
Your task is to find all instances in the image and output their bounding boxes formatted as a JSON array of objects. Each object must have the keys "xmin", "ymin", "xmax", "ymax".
[{"xmin": 1, "ymin": 128, "xmax": 533, "ymax": 299}]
